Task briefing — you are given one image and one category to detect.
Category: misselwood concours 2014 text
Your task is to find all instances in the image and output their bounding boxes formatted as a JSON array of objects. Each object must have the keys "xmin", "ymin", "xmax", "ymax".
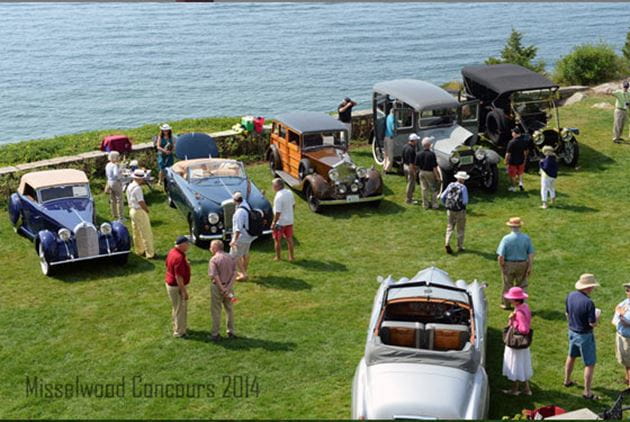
[{"xmin": 24, "ymin": 375, "xmax": 260, "ymax": 399}]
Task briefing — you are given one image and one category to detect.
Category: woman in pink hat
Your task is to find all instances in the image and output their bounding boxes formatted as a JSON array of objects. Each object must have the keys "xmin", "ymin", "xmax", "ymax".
[{"xmin": 502, "ymin": 286, "xmax": 533, "ymax": 396}]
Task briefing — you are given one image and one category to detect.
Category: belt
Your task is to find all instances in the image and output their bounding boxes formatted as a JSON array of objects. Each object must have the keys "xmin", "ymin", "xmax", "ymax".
[{"xmin": 505, "ymin": 259, "xmax": 527, "ymax": 262}]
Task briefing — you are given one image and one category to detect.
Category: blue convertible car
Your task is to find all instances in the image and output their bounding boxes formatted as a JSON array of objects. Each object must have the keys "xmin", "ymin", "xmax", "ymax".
[
  {"xmin": 8, "ymin": 169, "xmax": 131, "ymax": 276},
  {"xmin": 165, "ymin": 132, "xmax": 273, "ymax": 247}
]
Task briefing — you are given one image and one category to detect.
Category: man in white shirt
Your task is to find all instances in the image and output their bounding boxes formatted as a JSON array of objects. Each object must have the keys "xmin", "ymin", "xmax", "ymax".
[
  {"xmin": 126, "ymin": 170, "xmax": 156, "ymax": 259},
  {"xmin": 271, "ymin": 178, "xmax": 295, "ymax": 261},
  {"xmin": 105, "ymin": 151, "xmax": 124, "ymax": 221},
  {"xmin": 230, "ymin": 191, "xmax": 257, "ymax": 281}
]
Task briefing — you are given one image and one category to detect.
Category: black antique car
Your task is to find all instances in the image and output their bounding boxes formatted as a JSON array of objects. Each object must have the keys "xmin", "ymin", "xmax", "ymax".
[
  {"xmin": 461, "ymin": 64, "xmax": 579, "ymax": 167},
  {"xmin": 164, "ymin": 132, "xmax": 273, "ymax": 247}
]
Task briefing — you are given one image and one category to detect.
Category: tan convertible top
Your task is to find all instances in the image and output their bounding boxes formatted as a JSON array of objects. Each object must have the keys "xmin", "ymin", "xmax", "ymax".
[
  {"xmin": 171, "ymin": 158, "xmax": 242, "ymax": 178},
  {"xmin": 18, "ymin": 169, "xmax": 89, "ymax": 194}
]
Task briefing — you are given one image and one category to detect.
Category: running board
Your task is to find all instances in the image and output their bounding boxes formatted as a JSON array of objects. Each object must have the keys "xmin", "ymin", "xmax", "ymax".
[{"xmin": 276, "ymin": 170, "xmax": 303, "ymax": 191}]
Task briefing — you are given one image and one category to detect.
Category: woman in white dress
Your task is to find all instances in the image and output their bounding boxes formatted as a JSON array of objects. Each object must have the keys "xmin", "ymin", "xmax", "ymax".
[{"xmin": 502, "ymin": 287, "xmax": 533, "ymax": 396}]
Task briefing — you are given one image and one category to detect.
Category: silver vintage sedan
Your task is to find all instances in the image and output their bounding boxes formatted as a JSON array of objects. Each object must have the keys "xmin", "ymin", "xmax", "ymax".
[{"xmin": 352, "ymin": 267, "xmax": 489, "ymax": 419}]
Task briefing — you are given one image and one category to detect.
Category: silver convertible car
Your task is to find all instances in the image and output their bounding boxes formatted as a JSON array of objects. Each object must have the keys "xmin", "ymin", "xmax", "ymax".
[{"xmin": 352, "ymin": 267, "xmax": 489, "ymax": 419}]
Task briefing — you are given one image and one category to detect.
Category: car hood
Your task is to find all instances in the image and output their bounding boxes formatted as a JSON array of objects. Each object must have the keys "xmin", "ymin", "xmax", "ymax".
[
  {"xmin": 41, "ymin": 198, "xmax": 95, "ymax": 231},
  {"xmin": 365, "ymin": 362, "xmax": 474, "ymax": 419},
  {"xmin": 419, "ymin": 124, "xmax": 474, "ymax": 156},
  {"xmin": 186, "ymin": 178, "xmax": 270, "ymax": 212}
]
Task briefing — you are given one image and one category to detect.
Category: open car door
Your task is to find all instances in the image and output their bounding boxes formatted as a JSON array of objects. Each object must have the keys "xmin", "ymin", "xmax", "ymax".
[{"xmin": 457, "ymin": 99, "xmax": 480, "ymax": 136}]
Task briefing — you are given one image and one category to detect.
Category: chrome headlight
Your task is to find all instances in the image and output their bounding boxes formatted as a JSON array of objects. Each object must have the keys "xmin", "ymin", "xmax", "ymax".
[
  {"xmin": 356, "ymin": 167, "xmax": 368, "ymax": 179},
  {"xmin": 450, "ymin": 155, "xmax": 460, "ymax": 165},
  {"xmin": 329, "ymin": 169, "xmax": 339, "ymax": 181},
  {"xmin": 210, "ymin": 226, "xmax": 218, "ymax": 233},
  {"xmin": 337, "ymin": 184, "xmax": 347, "ymax": 194},
  {"xmin": 474, "ymin": 149, "xmax": 486, "ymax": 161},
  {"xmin": 532, "ymin": 130, "xmax": 544, "ymax": 145},
  {"xmin": 351, "ymin": 183, "xmax": 359, "ymax": 193},
  {"xmin": 100, "ymin": 223, "xmax": 112, "ymax": 235},
  {"xmin": 58, "ymin": 228, "xmax": 71, "ymax": 241},
  {"xmin": 208, "ymin": 212, "xmax": 220, "ymax": 225},
  {"xmin": 561, "ymin": 128, "xmax": 572, "ymax": 142}
]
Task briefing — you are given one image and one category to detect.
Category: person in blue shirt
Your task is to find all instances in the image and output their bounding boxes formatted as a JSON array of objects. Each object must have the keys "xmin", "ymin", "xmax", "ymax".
[
  {"xmin": 614, "ymin": 282, "xmax": 630, "ymax": 386},
  {"xmin": 439, "ymin": 171, "xmax": 469, "ymax": 254},
  {"xmin": 539, "ymin": 145, "xmax": 559, "ymax": 209},
  {"xmin": 497, "ymin": 217, "xmax": 535, "ymax": 310},
  {"xmin": 383, "ymin": 108, "xmax": 396, "ymax": 172}
]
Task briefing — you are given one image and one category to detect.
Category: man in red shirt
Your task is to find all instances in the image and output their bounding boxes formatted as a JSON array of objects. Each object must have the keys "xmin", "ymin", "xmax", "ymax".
[{"xmin": 165, "ymin": 236, "xmax": 191, "ymax": 338}]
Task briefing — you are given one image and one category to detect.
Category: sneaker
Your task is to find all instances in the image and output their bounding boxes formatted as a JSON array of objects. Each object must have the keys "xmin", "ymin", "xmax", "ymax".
[
  {"xmin": 541, "ymin": 203, "xmax": 548, "ymax": 209},
  {"xmin": 227, "ymin": 333, "xmax": 237, "ymax": 339},
  {"xmin": 445, "ymin": 245, "xmax": 453, "ymax": 255},
  {"xmin": 508, "ymin": 186, "xmax": 516, "ymax": 192},
  {"xmin": 405, "ymin": 199, "xmax": 413, "ymax": 205},
  {"xmin": 457, "ymin": 247, "xmax": 465, "ymax": 253},
  {"xmin": 614, "ymin": 138, "xmax": 623, "ymax": 144},
  {"xmin": 519, "ymin": 184, "xmax": 524, "ymax": 192},
  {"xmin": 210, "ymin": 334, "xmax": 221, "ymax": 342}
]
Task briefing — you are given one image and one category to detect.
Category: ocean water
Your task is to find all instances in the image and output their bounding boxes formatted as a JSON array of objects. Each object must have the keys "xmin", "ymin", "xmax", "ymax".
[{"xmin": 1, "ymin": 2, "xmax": 628, "ymax": 144}]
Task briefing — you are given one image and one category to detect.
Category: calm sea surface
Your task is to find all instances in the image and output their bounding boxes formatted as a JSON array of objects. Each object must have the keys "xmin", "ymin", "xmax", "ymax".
[{"xmin": 1, "ymin": 2, "xmax": 629, "ymax": 144}]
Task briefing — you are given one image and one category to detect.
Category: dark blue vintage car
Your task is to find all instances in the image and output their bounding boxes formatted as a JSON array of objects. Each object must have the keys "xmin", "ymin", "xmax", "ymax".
[
  {"xmin": 164, "ymin": 132, "xmax": 273, "ymax": 247},
  {"xmin": 8, "ymin": 169, "xmax": 130, "ymax": 276}
]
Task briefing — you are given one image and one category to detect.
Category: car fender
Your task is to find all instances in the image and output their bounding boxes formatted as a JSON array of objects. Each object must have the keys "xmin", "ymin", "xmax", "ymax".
[
  {"xmin": 364, "ymin": 168, "xmax": 383, "ymax": 196},
  {"xmin": 8, "ymin": 193, "xmax": 21, "ymax": 225},
  {"xmin": 304, "ymin": 173, "xmax": 331, "ymax": 199},
  {"xmin": 483, "ymin": 149, "xmax": 501, "ymax": 165},
  {"xmin": 111, "ymin": 221, "xmax": 131, "ymax": 251},
  {"xmin": 351, "ymin": 359, "xmax": 369, "ymax": 419},
  {"xmin": 36, "ymin": 230, "xmax": 58, "ymax": 260},
  {"xmin": 267, "ymin": 144, "xmax": 281, "ymax": 164}
]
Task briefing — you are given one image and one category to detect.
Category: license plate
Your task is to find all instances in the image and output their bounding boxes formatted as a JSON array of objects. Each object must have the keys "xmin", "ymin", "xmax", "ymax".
[
  {"xmin": 460, "ymin": 155, "xmax": 474, "ymax": 165},
  {"xmin": 346, "ymin": 195, "xmax": 360, "ymax": 202}
]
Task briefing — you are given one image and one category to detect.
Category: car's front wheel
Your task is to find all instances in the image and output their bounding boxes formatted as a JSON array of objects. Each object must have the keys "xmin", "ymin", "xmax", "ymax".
[
  {"xmin": 561, "ymin": 138, "xmax": 580, "ymax": 167},
  {"xmin": 372, "ymin": 135, "xmax": 385, "ymax": 166},
  {"xmin": 188, "ymin": 217, "xmax": 208, "ymax": 248},
  {"xmin": 304, "ymin": 184, "xmax": 321, "ymax": 213},
  {"xmin": 481, "ymin": 163, "xmax": 499, "ymax": 193}
]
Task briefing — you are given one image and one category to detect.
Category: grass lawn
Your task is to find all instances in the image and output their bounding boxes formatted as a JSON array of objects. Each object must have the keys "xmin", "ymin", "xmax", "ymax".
[{"xmin": 1, "ymin": 95, "xmax": 629, "ymax": 419}]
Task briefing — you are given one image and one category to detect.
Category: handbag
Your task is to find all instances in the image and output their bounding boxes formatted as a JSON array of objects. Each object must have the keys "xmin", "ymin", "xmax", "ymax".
[{"xmin": 503, "ymin": 324, "xmax": 533, "ymax": 349}]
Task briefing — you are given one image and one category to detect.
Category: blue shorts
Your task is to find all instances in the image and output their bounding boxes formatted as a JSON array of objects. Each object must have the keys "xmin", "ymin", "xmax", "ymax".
[{"xmin": 568, "ymin": 330, "xmax": 596, "ymax": 366}]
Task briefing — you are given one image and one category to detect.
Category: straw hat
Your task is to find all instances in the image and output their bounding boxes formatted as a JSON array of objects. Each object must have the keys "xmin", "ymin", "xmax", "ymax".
[
  {"xmin": 160, "ymin": 123, "xmax": 172, "ymax": 131},
  {"xmin": 623, "ymin": 282, "xmax": 630, "ymax": 289},
  {"xmin": 542, "ymin": 145, "xmax": 556, "ymax": 156},
  {"xmin": 454, "ymin": 171, "xmax": 470, "ymax": 180},
  {"xmin": 504, "ymin": 286, "xmax": 528, "ymax": 300},
  {"xmin": 132, "ymin": 169, "xmax": 146, "ymax": 179},
  {"xmin": 506, "ymin": 217, "xmax": 523, "ymax": 227},
  {"xmin": 575, "ymin": 273, "xmax": 600, "ymax": 291}
]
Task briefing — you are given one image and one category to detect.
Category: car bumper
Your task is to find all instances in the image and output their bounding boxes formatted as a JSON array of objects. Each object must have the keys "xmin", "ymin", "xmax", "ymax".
[
  {"xmin": 198, "ymin": 229, "xmax": 273, "ymax": 241},
  {"xmin": 319, "ymin": 194, "xmax": 383, "ymax": 206},
  {"xmin": 49, "ymin": 250, "xmax": 128, "ymax": 266}
]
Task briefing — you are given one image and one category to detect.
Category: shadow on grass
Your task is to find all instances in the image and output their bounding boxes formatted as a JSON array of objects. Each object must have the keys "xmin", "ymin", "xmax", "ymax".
[
  {"xmin": 52, "ymin": 254, "xmax": 156, "ymax": 282},
  {"xmin": 533, "ymin": 309, "xmax": 567, "ymax": 321},
  {"xmin": 552, "ymin": 203, "xmax": 598, "ymax": 213},
  {"xmin": 573, "ymin": 142, "xmax": 615, "ymax": 173},
  {"xmin": 319, "ymin": 199, "xmax": 405, "ymax": 219},
  {"xmin": 464, "ymin": 249, "xmax": 497, "ymax": 261},
  {"xmin": 291, "ymin": 258, "xmax": 348, "ymax": 272},
  {"xmin": 253, "ymin": 275, "xmax": 311, "ymax": 291},
  {"xmin": 185, "ymin": 330, "xmax": 296, "ymax": 351}
]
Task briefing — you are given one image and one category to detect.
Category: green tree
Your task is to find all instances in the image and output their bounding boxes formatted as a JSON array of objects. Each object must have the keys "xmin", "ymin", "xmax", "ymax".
[
  {"xmin": 622, "ymin": 30, "xmax": 630, "ymax": 61},
  {"xmin": 554, "ymin": 43, "xmax": 623, "ymax": 85},
  {"xmin": 486, "ymin": 28, "xmax": 546, "ymax": 73}
]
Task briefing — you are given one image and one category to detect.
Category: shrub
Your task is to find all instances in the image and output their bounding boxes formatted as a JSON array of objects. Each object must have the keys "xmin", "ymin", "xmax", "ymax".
[
  {"xmin": 485, "ymin": 28, "xmax": 545, "ymax": 73},
  {"xmin": 554, "ymin": 43, "xmax": 624, "ymax": 85},
  {"xmin": 623, "ymin": 30, "xmax": 630, "ymax": 62}
]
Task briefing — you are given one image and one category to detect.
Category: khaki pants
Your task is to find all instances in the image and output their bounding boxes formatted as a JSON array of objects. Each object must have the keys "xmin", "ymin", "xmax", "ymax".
[
  {"xmin": 166, "ymin": 284, "xmax": 187, "ymax": 337},
  {"xmin": 383, "ymin": 137, "xmax": 394, "ymax": 172},
  {"xmin": 501, "ymin": 261, "xmax": 529, "ymax": 306},
  {"xmin": 108, "ymin": 180, "xmax": 124, "ymax": 220},
  {"xmin": 344, "ymin": 122, "xmax": 352, "ymax": 142},
  {"xmin": 445, "ymin": 210, "xmax": 466, "ymax": 248},
  {"xmin": 211, "ymin": 283, "xmax": 234, "ymax": 336},
  {"xmin": 404, "ymin": 164, "xmax": 416, "ymax": 202},
  {"xmin": 129, "ymin": 208, "xmax": 155, "ymax": 258},
  {"xmin": 419, "ymin": 170, "xmax": 439, "ymax": 209},
  {"xmin": 614, "ymin": 108, "xmax": 628, "ymax": 140}
]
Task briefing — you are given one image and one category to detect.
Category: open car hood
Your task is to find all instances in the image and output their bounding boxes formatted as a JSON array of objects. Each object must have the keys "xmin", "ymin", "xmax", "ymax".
[
  {"xmin": 365, "ymin": 363, "xmax": 474, "ymax": 419},
  {"xmin": 418, "ymin": 124, "xmax": 474, "ymax": 156},
  {"xmin": 40, "ymin": 198, "xmax": 94, "ymax": 231},
  {"xmin": 303, "ymin": 147, "xmax": 350, "ymax": 169},
  {"xmin": 185, "ymin": 177, "xmax": 269, "ymax": 212}
]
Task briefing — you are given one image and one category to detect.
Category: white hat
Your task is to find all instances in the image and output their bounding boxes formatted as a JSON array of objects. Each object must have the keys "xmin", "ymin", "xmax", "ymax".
[
  {"xmin": 408, "ymin": 134, "xmax": 420, "ymax": 142},
  {"xmin": 232, "ymin": 191, "xmax": 243, "ymax": 201},
  {"xmin": 454, "ymin": 171, "xmax": 470, "ymax": 180},
  {"xmin": 132, "ymin": 169, "xmax": 146, "ymax": 179},
  {"xmin": 575, "ymin": 273, "xmax": 600, "ymax": 291},
  {"xmin": 160, "ymin": 123, "xmax": 172, "ymax": 131}
]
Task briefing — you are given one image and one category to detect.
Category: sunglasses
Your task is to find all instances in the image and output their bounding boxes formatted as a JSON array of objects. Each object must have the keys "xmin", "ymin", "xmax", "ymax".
[{"xmin": 625, "ymin": 288, "xmax": 630, "ymax": 292}]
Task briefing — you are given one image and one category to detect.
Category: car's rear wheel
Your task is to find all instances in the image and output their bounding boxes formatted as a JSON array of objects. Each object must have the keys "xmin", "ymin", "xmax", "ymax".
[
  {"xmin": 304, "ymin": 184, "xmax": 321, "ymax": 213},
  {"xmin": 372, "ymin": 135, "xmax": 385, "ymax": 166},
  {"xmin": 38, "ymin": 242, "xmax": 54, "ymax": 276},
  {"xmin": 562, "ymin": 138, "xmax": 579, "ymax": 167},
  {"xmin": 298, "ymin": 159, "xmax": 312, "ymax": 181}
]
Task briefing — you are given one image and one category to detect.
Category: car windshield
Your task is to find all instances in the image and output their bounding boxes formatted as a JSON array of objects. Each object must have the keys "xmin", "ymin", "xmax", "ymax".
[
  {"xmin": 302, "ymin": 131, "xmax": 346, "ymax": 150},
  {"xmin": 38, "ymin": 184, "xmax": 90, "ymax": 203},
  {"xmin": 511, "ymin": 89, "xmax": 555, "ymax": 130},
  {"xmin": 187, "ymin": 161, "xmax": 246, "ymax": 184},
  {"xmin": 418, "ymin": 108, "xmax": 457, "ymax": 128}
]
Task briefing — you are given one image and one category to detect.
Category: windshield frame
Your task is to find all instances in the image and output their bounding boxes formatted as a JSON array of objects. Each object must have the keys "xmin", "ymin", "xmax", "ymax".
[{"xmin": 301, "ymin": 130, "xmax": 347, "ymax": 151}]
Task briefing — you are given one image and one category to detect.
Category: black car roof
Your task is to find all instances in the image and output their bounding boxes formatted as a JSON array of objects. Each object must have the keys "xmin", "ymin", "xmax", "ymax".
[
  {"xmin": 274, "ymin": 112, "xmax": 348, "ymax": 134},
  {"xmin": 461, "ymin": 64, "xmax": 557, "ymax": 96}
]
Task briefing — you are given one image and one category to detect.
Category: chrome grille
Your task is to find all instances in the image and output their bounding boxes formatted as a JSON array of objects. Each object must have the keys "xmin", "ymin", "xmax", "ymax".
[
  {"xmin": 221, "ymin": 199, "xmax": 235, "ymax": 232},
  {"xmin": 74, "ymin": 222, "xmax": 99, "ymax": 257}
]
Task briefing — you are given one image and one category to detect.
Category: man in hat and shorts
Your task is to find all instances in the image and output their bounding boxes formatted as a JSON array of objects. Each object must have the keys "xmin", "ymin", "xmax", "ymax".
[
  {"xmin": 564, "ymin": 274, "xmax": 601, "ymax": 400},
  {"xmin": 440, "ymin": 171, "xmax": 470, "ymax": 254},
  {"xmin": 497, "ymin": 217, "xmax": 535, "ymax": 309},
  {"xmin": 165, "ymin": 236, "xmax": 191, "ymax": 338},
  {"xmin": 126, "ymin": 169, "xmax": 156, "ymax": 259},
  {"xmin": 505, "ymin": 127, "xmax": 530, "ymax": 192},
  {"xmin": 609, "ymin": 81, "xmax": 630, "ymax": 143}
]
